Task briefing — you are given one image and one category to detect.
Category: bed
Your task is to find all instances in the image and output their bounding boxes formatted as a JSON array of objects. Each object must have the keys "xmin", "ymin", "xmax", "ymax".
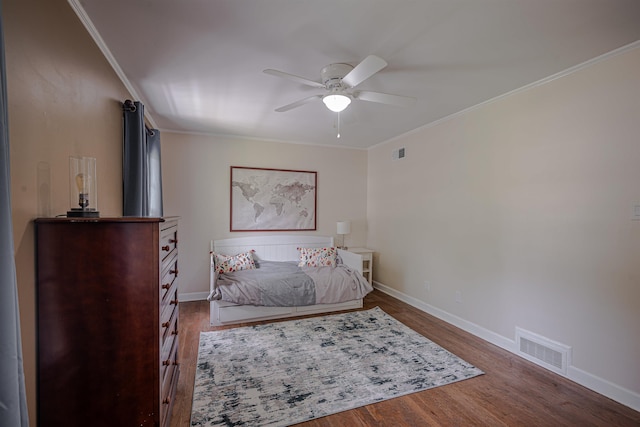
[{"xmin": 207, "ymin": 235, "xmax": 372, "ymax": 326}]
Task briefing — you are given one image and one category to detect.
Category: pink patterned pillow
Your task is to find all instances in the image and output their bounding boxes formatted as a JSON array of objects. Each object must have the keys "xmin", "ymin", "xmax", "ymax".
[
  {"xmin": 298, "ymin": 247, "xmax": 337, "ymax": 267},
  {"xmin": 214, "ymin": 250, "xmax": 256, "ymax": 273}
]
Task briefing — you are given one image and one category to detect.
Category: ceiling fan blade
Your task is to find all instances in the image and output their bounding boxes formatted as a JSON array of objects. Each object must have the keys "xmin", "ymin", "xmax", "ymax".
[
  {"xmin": 263, "ymin": 69, "xmax": 325, "ymax": 89},
  {"xmin": 354, "ymin": 91, "xmax": 416, "ymax": 107},
  {"xmin": 341, "ymin": 55, "xmax": 388, "ymax": 88},
  {"xmin": 274, "ymin": 95, "xmax": 323, "ymax": 112}
]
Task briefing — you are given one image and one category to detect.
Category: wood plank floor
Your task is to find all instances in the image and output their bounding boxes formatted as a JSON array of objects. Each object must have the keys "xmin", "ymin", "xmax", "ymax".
[{"xmin": 169, "ymin": 290, "xmax": 640, "ymax": 426}]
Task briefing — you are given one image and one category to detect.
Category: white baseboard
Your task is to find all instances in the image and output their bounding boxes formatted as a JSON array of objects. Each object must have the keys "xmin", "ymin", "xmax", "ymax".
[
  {"xmin": 179, "ymin": 291, "xmax": 209, "ymax": 302},
  {"xmin": 567, "ymin": 365, "xmax": 640, "ymax": 412},
  {"xmin": 176, "ymin": 283, "xmax": 640, "ymax": 411},
  {"xmin": 373, "ymin": 281, "xmax": 640, "ymax": 412},
  {"xmin": 373, "ymin": 282, "xmax": 516, "ymax": 352}
]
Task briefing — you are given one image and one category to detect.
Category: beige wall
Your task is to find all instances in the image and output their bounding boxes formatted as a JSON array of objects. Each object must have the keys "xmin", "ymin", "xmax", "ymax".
[
  {"xmin": 161, "ymin": 133, "xmax": 368, "ymax": 297},
  {"xmin": 367, "ymin": 46, "xmax": 640, "ymax": 396},
  {"xmin": 5, "ymin": 0, "xmax": 131, "ymax": 422}
]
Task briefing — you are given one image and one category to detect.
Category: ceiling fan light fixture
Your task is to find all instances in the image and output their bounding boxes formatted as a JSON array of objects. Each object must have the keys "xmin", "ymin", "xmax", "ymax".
[{"xmin": 322, "ymin": 94, "xmax": 351, "ymax": 112}]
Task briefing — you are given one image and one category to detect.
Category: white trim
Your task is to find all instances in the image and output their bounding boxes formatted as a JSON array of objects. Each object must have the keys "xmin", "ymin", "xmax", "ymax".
[
  {"xmin": 67, "ymin": 0, "xmax": 158, "ymax": 129},
  {"xmin": 154, "ymin": 128, "xmax": 368, "ymax": 151},
  {"xmin": 173, "ymin": 282, "xmax": 640, "ymax": 411},
  {"xmin": 65, "ymin": 1, "xmax": 640, "ymax": 150},
  {"xmin": 373, "ymin": 281, "xmax": 515, "ymax": 353},
  {"xmin": 179, "ymin": 291, "xmax": 209, "ymax": 302},
  {"xmin": 62, "ymin": 4, "xmax": 365, "ymax": 150},
  {"xmin": 373, "ymin": 281, "xmax": 640, "ymax": 412},
  {"xmin": 369, "ymin": 40, "xmax": 640, "ymax": 151},
  {"xmin": 568, "ymin": 366, "xmax": 640, "ymax": 412}
]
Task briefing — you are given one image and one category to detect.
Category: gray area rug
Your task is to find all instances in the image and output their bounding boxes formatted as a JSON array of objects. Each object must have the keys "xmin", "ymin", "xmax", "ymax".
[{"xmin": 191, "ymin": 307, "xmax": 483, "ymax": 426}]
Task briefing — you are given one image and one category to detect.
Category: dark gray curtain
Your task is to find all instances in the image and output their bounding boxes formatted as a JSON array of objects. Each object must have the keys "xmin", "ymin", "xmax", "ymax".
[
  {"xmin": 0, "ymin": 2, "xmax": 30, "ymax": 425},
  {"xmin": 122, "ymin": 100, "xmax": 163, "ymax": 217}
]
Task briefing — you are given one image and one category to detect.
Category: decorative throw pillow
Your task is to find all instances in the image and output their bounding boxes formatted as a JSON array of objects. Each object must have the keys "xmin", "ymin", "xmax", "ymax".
[
  {"xmin": 297, "ymin": 247, "xmax": 337, "ymax": 267},
  {"xmin": 214, "ymin": 250, "xmax": 256, "ymax": 273}
]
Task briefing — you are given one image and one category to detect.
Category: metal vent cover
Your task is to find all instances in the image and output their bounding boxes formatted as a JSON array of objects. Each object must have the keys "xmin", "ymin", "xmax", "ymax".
[
  {"xmin": 516, "ymin": 327, "xmax": 571, "ymax": 376},
  {"xmin": 392, "ymin": 147, "xmax": 405, "ymax": 160}
]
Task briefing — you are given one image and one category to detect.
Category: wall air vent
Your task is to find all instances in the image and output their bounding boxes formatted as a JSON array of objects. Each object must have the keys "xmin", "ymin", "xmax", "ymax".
[
  {"xmin": 392, "ymin": 147, "xmax": 406, "ymax": 160},
  {"xmin": 516, "ymin": 327, "xmax": 571, "ymax": 376}
]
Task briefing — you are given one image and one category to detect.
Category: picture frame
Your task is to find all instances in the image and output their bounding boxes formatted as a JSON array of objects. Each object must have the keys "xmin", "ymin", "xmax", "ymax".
[{"xmin": 230, "ymin": 166, "xmax": 317, "ymax": 231}]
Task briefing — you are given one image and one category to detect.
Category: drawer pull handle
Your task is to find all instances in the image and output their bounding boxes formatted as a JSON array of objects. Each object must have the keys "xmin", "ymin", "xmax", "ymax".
[
  {"xmin": 162, "ymin": 397, "xmax": 171, "ymax": 405},
  {"xmin": 162, "ymin": 283, "xmax": 171, "ymax": 289},
  {"xmin": 173, "ymin": 360, "xmax": 179, "ymax": 366},
  {"xmin": 162, "ymin": 245, "xmax": 170, "ymax": 252},
  {"xmin": 170, "ymin": 268, "xmax": 178, "ymax": 276},
  {"xmin": 171, "ymin": 330, "xmax": 178, "ymax": 336},
  {"xmin": 170, "ymin": 298, "xmax": 179, "ymax": 305},
  {"xmin": 169, "ymin": 238, "xmax": 178, "ymax": 244},
  {"xmin": 163, "ymin": 359, "xmax": 171, "ymax": 366},
  {"xmin": 162, "ymin": 321, "xmax": 170, "ymax": 328}
]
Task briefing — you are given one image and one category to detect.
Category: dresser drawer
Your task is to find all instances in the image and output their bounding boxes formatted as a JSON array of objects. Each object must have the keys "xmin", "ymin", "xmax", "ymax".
[
  {"xmin": 161, "ymin": 287, "xmax": 178, "ymax": 342},
  {"xmin": 159, "ymin": 223, "xmax": 178, "ymax": 262},
  {"xmin": 160, "ymin": 347, "xmax": 179, "ymax": 427},
  {"xmin": 160, "ymin": 281, "xmax": 178, "ymax": 324},
  {"xmin": 161, "ymin": 322, "xmax": 178, "ymax": 377},
  {"xmin": 160, "ymin": 253, "xmax": 178, "ymax": 304}
]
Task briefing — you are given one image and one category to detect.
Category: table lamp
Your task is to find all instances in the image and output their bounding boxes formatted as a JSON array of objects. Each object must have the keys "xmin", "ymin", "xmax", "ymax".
[{"xmin": 336, "ymin": 221, "xmax": 351, "ymax": 249}]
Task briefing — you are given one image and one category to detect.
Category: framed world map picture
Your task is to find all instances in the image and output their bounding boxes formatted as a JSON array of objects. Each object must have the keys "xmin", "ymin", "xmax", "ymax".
[{"xmin": 230, "ymin": 166, "xmax": 317, "ymax": 231}]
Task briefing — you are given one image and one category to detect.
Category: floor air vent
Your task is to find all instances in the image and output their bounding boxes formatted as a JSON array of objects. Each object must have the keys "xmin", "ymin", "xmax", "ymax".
[{"xmin": 516, "ymin": 327, "xmax": 571, "ymax": 376}]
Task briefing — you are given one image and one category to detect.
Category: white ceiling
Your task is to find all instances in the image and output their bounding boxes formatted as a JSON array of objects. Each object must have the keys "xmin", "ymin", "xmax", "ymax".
[{"xmin": 73, "ymin": 0, "xmax": 640, "ymax": 149}]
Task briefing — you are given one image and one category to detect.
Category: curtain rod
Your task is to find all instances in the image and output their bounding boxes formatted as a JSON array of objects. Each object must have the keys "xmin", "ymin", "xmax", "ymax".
[
  {"xmin": 123, "ymin": 99, "xmax": 136, "ymax": 112},
  {"xmin": 123, "ymin": 99, "xmax": 156, "ymax": 135}
]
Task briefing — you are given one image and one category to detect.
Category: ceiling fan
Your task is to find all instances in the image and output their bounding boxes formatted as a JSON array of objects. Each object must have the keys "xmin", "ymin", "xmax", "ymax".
[{"xmin": 264, "ymin": 55, "xmax": 416, "ymax": 113}]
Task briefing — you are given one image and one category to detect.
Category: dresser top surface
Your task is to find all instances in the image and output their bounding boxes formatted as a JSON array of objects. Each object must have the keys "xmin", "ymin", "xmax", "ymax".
[{"xmin": 35, "ymin": 216, "xmax": 179, "ymax": 224}]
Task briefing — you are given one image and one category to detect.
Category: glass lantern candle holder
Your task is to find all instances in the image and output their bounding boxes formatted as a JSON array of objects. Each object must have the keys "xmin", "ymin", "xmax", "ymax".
[{"xmin": 67, "ymin": 156, "xmax": 99, "ymax": 218}]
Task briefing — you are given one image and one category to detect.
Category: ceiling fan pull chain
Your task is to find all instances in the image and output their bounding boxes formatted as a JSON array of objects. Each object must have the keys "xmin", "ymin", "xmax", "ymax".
[{"xmin": 337, "ymin": 112, "xmax": 341, "ymax": 139}]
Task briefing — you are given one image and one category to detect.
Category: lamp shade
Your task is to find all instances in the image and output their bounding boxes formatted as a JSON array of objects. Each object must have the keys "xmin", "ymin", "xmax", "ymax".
[
  {"xmin": 337, "ymin": 221, "xmax": 351, "ymax": 235},
  {"xmin": 323, "ymin": 94, "xmax": 351, "ymax": 112}
]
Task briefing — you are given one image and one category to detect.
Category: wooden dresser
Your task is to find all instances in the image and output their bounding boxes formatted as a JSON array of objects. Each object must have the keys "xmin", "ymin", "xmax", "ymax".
[{"xmin": 35, "ymin": 217, "xmax": 179, "ymax": 427}]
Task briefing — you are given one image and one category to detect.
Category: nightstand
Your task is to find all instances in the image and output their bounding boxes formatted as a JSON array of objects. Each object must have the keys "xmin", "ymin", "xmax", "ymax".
[{"xmin": 344, "ymin": 247, "xmax": 374, "ymax": 285}]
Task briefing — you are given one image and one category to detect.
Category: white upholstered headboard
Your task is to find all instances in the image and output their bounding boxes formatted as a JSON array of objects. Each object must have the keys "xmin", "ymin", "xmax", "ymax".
[{"xmin": 211, "ymin": 235, "xmax": 334, "ymax": 262}]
